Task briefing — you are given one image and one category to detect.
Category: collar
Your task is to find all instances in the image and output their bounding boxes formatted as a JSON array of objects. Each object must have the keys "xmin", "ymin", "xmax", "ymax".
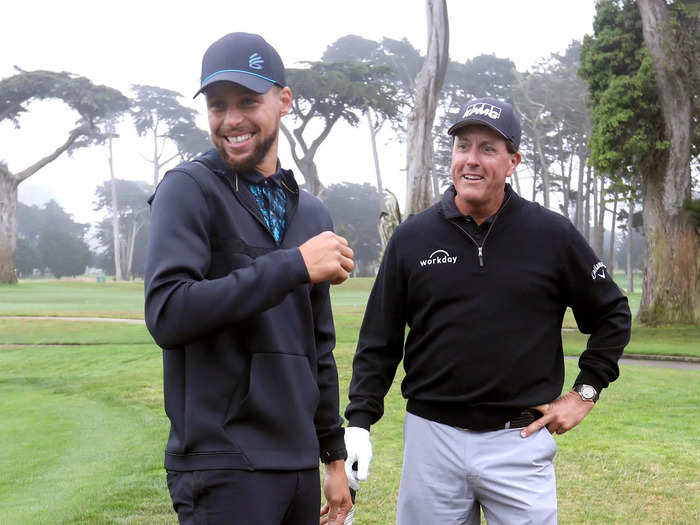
[
  {"xmin": 441, "ymin": 184, "xmax": 513, "ymax": 223},
  {"xmin": 198, "ymin": 148, "xmax": 298, "ymax": 194}
]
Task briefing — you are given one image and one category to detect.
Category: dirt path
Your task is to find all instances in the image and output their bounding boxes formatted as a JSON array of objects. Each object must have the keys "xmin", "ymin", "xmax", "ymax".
[{"xmin": 2, "ymin": 316, "xmax": 699, "ymax": 370}]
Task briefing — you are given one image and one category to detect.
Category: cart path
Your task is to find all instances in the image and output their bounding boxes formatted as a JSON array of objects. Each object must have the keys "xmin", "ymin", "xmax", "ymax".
[{"xmin": 1, "ymin": 316, "xmax": 699, "ymax": 370}]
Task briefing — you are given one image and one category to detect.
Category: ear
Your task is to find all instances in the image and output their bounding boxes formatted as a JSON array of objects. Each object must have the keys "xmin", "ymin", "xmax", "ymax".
[
  {"xmin": 506, "ymin": 151, "xmax": 522, "ymax": 178},
  {"xmin": 278, "ymin": 86, "xmax": 292, "ymax": 117}
]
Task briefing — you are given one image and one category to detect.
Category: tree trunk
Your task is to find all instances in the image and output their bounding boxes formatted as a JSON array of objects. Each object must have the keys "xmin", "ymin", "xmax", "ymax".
[
  {"xmin": 0, "ymin": 170, "xmax": 19, "ymax": 284},
  {"xmin": 108, "ymin": 135, "xmax": 124, "ymax": 281},
  {"xmin": 637, "ymin": 0, "xmax": 698, "ymax": 324},
  {"xmin": 405, "ymin": 0, "xmax": 449, "ymax": 215},
  {"xmin": 626, "ymin": 196, "xmax": 635, "ymax": 294},
  {"xmin": 575, "ymin": 150, "xmax": 585, "ymax": 232},
  {"xmin": 584, "ymin": 164, "xmax": 592, "ymax": 242},
  {"xmin": 280, "ymin": 122, "xmax": 330, "ymax": 196},
  {"xmin": 608, "ymin": 191, "xmax": 618, "ymax": 276},
  {"xmin": 594, "ymin": 176, "xmax": 606, "ymax": 257},
  {"xmin": 367, "ymin": 112, "xmax": 383, "ymax": 195}
]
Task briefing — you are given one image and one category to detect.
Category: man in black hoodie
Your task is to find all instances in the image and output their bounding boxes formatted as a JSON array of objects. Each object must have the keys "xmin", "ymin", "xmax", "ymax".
[
  {"xmin": 344, "ymin": 97, "xmax": 631, "ymax": 524},
  {"xmin": 145, "ymin": 33, "xmax": 353, "ymax": 525}
]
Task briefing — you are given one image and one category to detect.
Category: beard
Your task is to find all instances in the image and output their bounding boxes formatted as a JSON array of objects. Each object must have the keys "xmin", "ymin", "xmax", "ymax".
[{"xmin": 215, "ymin": 127, "xmax": 278, "ymax": 174}]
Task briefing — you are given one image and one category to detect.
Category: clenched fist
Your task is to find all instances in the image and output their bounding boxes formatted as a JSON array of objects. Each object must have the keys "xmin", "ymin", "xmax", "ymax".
[{"xmin": 299, "ymin": 231, "xmax": 354, "ymax": 285}]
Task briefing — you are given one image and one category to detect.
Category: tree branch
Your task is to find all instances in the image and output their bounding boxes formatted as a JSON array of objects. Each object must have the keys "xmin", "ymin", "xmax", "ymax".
[
  {"xmin": 15, "ymin": 125, "xmax": 86, "ymax": 182},
  {"xmin": 280, "ymin": 122, "xmax": 302, "ymax": 166},
  {"xmin": 308, "ymin": 116, "xmax": 340, "ymax": 158}
]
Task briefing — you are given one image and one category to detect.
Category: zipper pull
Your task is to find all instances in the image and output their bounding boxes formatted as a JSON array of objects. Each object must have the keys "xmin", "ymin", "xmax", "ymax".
[{"xmin": 478, "ymin": 246, "xmax": 484, "ymax": 267}]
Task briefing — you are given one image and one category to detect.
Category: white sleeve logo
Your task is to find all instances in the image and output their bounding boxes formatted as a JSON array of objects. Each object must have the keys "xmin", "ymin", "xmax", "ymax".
[{"xmin": 591, "ymin": 261, "xmax": 607, "ymax": 280}]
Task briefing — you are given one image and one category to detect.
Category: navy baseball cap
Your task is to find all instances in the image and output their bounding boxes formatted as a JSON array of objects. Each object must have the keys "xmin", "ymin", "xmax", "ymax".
[
  {"xmin": 194, "ymin": 32, "xmax": 286, "ymax": 98},
  {"xmin": 447, "ymin": 97, "xmax": 521, "ymax": 150}
]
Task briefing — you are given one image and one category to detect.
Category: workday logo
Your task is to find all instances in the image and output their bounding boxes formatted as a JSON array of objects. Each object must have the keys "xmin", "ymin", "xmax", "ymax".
[
  {"xmin": 249, "ymin": 52, "xmax": 264, "ymax": 70},
  {"xmin": 464, "ymin": 102, "xmax": 502, "ymax": 121},
  {"xmin": 418, "ymin": 249, "xmax": 458, "ymax": 268},
  {"xmin": 591, "ymin": 261, "xmax": 607, "ymax": 280}
]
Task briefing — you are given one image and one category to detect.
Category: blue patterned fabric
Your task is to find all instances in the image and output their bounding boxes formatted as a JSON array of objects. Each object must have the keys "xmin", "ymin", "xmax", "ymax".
[{"xmin": 249, "ymin": 182, "xmax": 288, "ymax": 245}]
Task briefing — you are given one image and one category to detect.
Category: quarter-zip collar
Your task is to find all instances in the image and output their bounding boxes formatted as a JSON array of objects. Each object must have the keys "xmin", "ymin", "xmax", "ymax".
[
  {"xmin": 440, "ymin": 184, "xmax": 520, "ymax": 268},
  {"xmin": 441, "ymin": 183, "xmax": 514, "ymax": 222}
]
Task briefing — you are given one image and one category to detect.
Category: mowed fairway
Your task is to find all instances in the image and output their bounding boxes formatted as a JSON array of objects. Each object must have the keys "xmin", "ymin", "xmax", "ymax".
[{"xmin": 1, "ymin": 279, "xmax": 698, "ymax": 524}]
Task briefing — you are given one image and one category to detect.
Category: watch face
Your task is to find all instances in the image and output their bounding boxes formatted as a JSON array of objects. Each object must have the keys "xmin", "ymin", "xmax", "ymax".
[{"xmin": 580, "ymin": 385, "xmax": 596, "ymax": 400}]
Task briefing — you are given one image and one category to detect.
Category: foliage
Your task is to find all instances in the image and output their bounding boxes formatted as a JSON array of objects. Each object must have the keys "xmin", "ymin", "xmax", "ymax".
[
  {"xmin": 129, "ymin": 85, "xmax": 210, "ymax": 185},
  {"xmin": 322, "ymin": 182, "xmax": 382, "ymax": 276},
  {"xmin": 16, "ymin": 200, "xmax": 91, "ymax": 278},
  {"xmin": 0, "ymin": 69, "xmax": 130, "ymax": 152},
  {"xmin": 93, "ymin": 179, "xmax": 151, "ymax": 278},
  {"xmin": 284, "ymin": 60, "xmax": 404, "ymax": 194},
  {"xmin": 37, "ymin": 230, "xmax": 91, "ymax": 278},
  {"xmin": 579, "ymin": 0, "xmax": 665, "ymax": 176}
]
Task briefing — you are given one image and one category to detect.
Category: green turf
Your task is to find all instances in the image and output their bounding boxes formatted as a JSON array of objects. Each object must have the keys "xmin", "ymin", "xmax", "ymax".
[{"xmin": 1, "ymin": 278, "xmax": 698, "ymax": 524}]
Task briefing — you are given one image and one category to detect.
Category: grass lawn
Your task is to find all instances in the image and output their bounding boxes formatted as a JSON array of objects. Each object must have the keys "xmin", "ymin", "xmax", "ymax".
[{"xmin": 1, "ymin": 279, "xmax": 698, "ymax": 523}]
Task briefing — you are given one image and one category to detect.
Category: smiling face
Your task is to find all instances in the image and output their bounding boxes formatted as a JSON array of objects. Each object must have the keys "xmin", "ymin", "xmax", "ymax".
[
  {"xmin": 450, "ymin": 125, "xmax": 521, "ymax": 221},
  {"xmin": 205, "ymin": 82, "xmax": 292, "ymax": 176}
]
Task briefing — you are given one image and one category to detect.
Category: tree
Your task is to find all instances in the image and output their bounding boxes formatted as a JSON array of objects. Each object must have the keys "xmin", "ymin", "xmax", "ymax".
[
  {"xmin": 38, "ymin": 229, "xmax": 91, "ymax": 279},
  {"xmin": 16, "ymin": 200, "xmax": 91, "ymax": 279},
  {"xmin": 130, "ymin": 85, "xmax": 210, "ymax": 188},
  {"xmin": 322, "ymin": 36, "xmax": 412, "ymax": 196},
  {"xmin": 580, "ymin": 0, "xmax": 699, "ymax": 324},
  {"xmin": 636, "ymin": 0, "xmax": 699, "ymax": 324},
  {"xmin": 0, "ymin": 69, "xmax": 130, "ymax": 283},
  {"xmin": 94, "ymin": 179, "xmax": 151, "ymax": 279},
  {"xmin": 282, "ymin": 61, "xmax": 401, "ymax": 195},
  {"xmin": 405, "ymin": 0, "xmax": 449, "ymax": 215},
  {"xmin": 322, "ymin": 182, "xmax": 382, "ymax": 276}
]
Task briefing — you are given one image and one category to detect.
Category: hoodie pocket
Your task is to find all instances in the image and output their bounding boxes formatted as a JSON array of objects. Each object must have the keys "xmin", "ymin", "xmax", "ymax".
[{"xmin": 222, "ymin": 353, "xmax": 320, "ymax": 455}]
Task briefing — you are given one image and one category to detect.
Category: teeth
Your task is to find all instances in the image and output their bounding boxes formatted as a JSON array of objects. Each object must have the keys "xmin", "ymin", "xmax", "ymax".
[
  {"xmin": 464, "ymin": 175, "xmax": 482, "ymax": 180},
  {"xmin": 227, "ymin": 133, "xmax": 252, "ymax": 144}
]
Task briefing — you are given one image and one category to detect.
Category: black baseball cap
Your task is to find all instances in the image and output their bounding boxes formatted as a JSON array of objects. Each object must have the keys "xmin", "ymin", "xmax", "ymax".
[
  {"xmin": 447, "ymin": 97, "xmax": 521, "ymax": 150},
  {"xmin": 194, "ymin": 32, "xmax": 286, "ymax": 98}
]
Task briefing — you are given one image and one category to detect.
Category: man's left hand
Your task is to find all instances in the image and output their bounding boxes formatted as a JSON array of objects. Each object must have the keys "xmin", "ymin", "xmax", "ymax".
[
  {"xmin": 520, "ymin": 390, "xmax": 595, "ymax": 438},
  {"xmin": 320, "ymin": 459, "xmax": 352, "ymax": 525}
]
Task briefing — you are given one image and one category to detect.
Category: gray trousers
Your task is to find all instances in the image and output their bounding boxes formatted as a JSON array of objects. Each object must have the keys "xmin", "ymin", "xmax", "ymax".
[{"xmin": 396, "ymin": 412, "xmax": 558, "ymax": 525}]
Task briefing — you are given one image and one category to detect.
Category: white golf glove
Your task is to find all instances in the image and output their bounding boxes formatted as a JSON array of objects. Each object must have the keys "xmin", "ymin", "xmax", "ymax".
[{"xmin": 344, "ymin": 426, "xmax": 373, "ymax": 490}]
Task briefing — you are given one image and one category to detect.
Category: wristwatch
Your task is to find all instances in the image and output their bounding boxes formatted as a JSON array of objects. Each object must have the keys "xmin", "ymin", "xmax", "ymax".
[{"xmin": 573, "ymin": 384, "xmax": 599, "ymax": 403}]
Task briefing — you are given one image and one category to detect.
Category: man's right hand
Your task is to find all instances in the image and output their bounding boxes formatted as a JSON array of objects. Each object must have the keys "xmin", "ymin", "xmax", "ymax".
[
  {"xmin": 299, "ymin": 231, "xmax": 354, "ymax": 285},
  {"xmin": 344, "ymin": 426, "xmax": 373, "ymax": 489}
]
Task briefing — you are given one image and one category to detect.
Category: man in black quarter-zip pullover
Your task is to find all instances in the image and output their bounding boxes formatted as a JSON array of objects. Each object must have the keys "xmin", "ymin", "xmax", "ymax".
[
  {"xmin": 343, "ymin": 97, "xmax": 631, "ymax": 524},
  {"xmin": 144, "ymin": 33, "xmax": 354, "ymax": 525}
]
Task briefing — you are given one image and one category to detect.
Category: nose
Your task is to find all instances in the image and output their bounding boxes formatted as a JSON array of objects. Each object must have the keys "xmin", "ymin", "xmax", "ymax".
[
  {"xmin": 464, "ymin": 145, "xmax": 479, "ymax": 166},
  {"xmin": 223, "ymin": 106, "xmax": 244, "ymax": 128}
]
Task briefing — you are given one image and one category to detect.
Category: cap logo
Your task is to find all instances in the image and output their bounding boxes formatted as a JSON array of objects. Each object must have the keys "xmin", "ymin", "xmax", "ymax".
[
  {"xmin": 464, "ymin": 102, "xmax": 502, "ymax": 120},
  {"xmin": 248, "ymin": 52, "xmax": 264, "ymax": 70}
]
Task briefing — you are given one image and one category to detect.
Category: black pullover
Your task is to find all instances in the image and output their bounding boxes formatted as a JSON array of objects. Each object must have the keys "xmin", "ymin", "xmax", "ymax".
[
  {"xmin": 145, "ymin": 148, "xmax": 345, "ymax": 471},
  {"xmin": 346, "ymin": 186, "xmax": 631, "ymax": 431}
]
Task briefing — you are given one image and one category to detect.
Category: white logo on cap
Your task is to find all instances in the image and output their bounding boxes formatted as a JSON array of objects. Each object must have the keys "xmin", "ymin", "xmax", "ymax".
[
  {"xmin": 464, "ymin": 102, "xmax": 502, "ymax": 120},
  {"xmin": 249, "ymin": 53, "xmax": 264, "ymax": 70}
]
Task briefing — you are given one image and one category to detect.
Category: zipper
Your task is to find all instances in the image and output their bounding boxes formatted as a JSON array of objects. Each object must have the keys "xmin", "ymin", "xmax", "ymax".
[{"xmin": 449, "ymin": 193, "xmax": 512, "ymax": 268}]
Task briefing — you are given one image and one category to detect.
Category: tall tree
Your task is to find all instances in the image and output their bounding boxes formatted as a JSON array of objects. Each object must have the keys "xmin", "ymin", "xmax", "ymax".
[
  {"xmin": 405, "ymin": 0, "xmax": 449, "ymax": 215},
  {"xmin": 636, "ymin": 0, "xmax": 699, "ymax": 324},
  {"xmin": 283, "ymin": 61, "xmax": 400, "ymax": 195},
  {"xmin": 322, "ymin": 182, "xmax": 382, "ymax": 276},
  {"xmin": 322, "ymin": 36, "xmax": 412, "ymax": 196},
  {"xmin": 94, "ymin": 179, "xmax": 151, "ymax": 280},
  {"xmin": 16, "ymin": 200, "xmax": 91, "ymax": 279},
  {"xmin": 130, "ymin": 85, "xmax": 210, "ymax": 188},
  {"xmin": 0, "ymin": 69, "xmax": 129, "ymax": 283},
  {"xmin": 580, "ymin": 0, "xmax": 699, "ymax": 324}
]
